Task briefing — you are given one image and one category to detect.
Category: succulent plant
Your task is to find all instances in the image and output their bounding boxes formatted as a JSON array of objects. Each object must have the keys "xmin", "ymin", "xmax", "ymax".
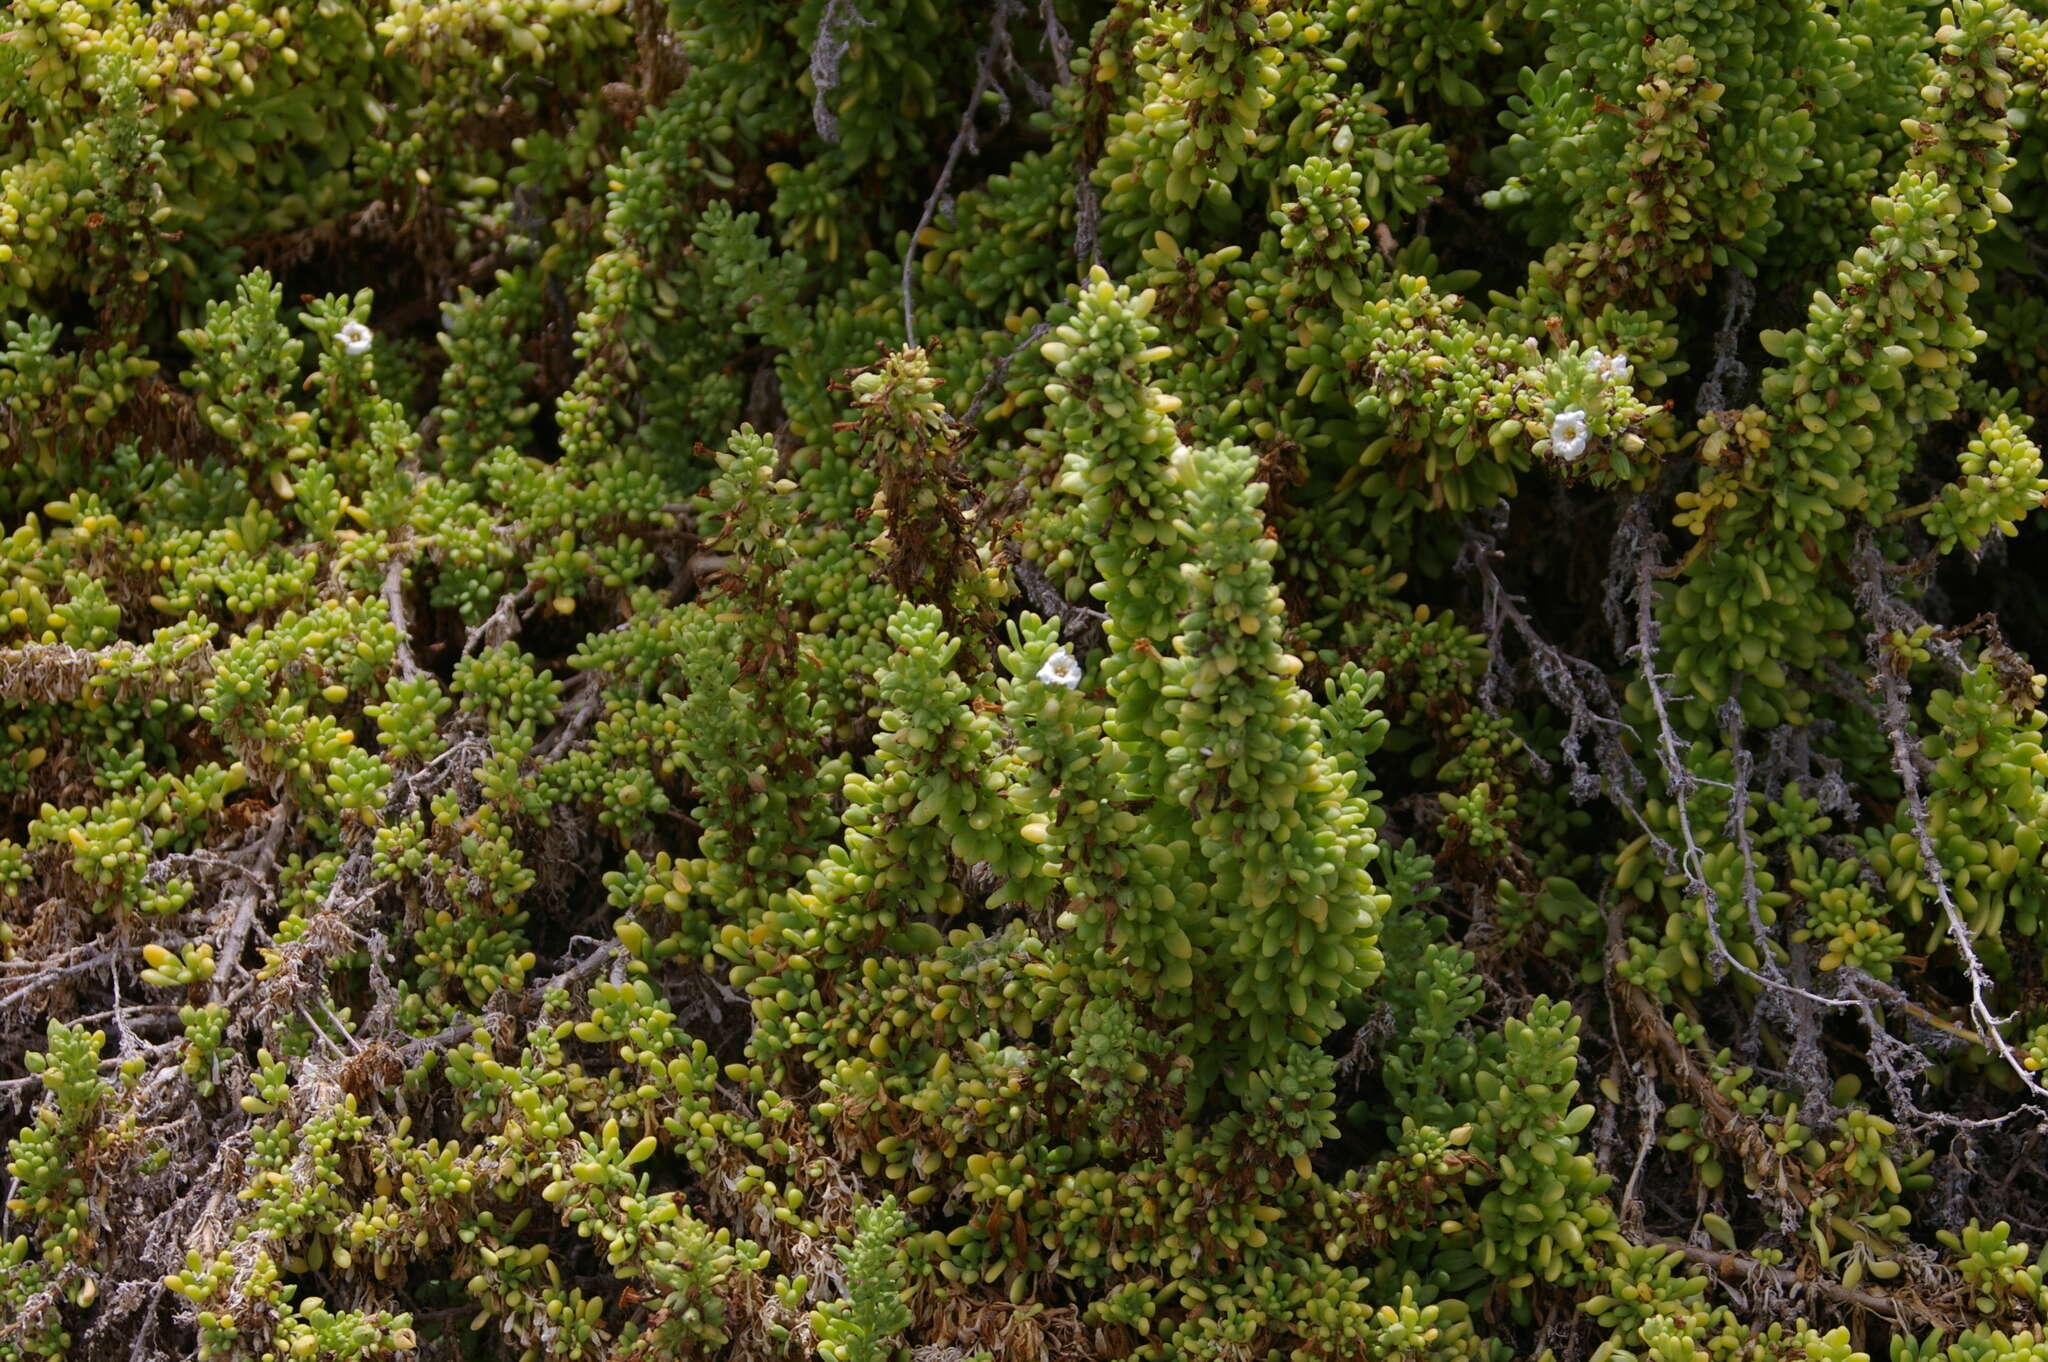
[{"xmin": 5, "ymin": 2, "xmax": 2048, "ymax": 1360}]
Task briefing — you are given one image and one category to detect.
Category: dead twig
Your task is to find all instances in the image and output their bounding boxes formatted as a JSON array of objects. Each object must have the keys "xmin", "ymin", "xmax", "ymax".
[
  {"xmin": 1605, "ymin": 906, "xmax": 1814, "ymax": 1225},
  {"xmin": 0, "ymin": 951, "xmax": 117, "ymax": 1016},
  {"xmin": 382, "ymin": 553, "xmax": 421, "ymax": 679},
  {"xmin": 210, "ymin": 805, "xmax": 290, "ymax": 1008},
  {"xmin": 1009, "ymin": 549, "xmax": 1107, "ymax": 658},
  {"xmin": 1651, "ymin": 1237, "xmax": 1967, "ymax": 1333},
  {"xmin": 533, "ymin": 671, "xmax": 608, "ymax": 761},
  {"xmin": 1037, "ymin": 0, "xmax": 1099, "ymax": 267},
  {"xmin": 462, "ymin": 583, "xmax": 536, "ymax": 658},
  {"xmin": 962, "ymin": 321, "xmax": 1051, "ymax": 430},
  {"xmin": 1618, "ymin": 496, "xmax": 1854, "ymax": 1016},
  {"xmin": 809, "ymin": 0, "xmax": 873, "ymax": 144},
  {"xmin": 1850, "ymin": 525, "xmax": 2048, "ymax": 1110},
  {"xmin": 1458, "ymin": 506, "xmax": 1638, "ymax": 802},
  {"xmin": 902, "ymin": 0, "xmax": 1025, "ymax": 348}
]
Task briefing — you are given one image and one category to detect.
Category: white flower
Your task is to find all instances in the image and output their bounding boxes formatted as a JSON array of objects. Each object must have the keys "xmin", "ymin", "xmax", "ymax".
[
  {"xmin": 1549, "ymin": 408, "xmax": 1590, "ymax": 462},
  {"xmin": 1523, "ymin": 336, "xmax": 1541, "ymax": 354},
  {"xmin": 1036, "ymin": 648, "xmax": 1082, "ymax": 689},
  {"xmin": 1588, "ymin": 348, "xmax": 1632, "ymax": 384},
  {"xmin": 337, "ymin": 321, "xmax": 373, "ymax": 356}
]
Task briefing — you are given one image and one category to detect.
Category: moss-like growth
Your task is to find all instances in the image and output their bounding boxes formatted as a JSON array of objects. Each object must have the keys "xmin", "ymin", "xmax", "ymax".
[{"xmin": 5, "ymin": 2, "xmax": 2048, "ymax": 1360}]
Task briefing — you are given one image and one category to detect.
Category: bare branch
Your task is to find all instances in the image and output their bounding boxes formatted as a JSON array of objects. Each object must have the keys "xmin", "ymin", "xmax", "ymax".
[
  {"xmin": 962, "ymin": 321, "xmax": 1050, "ymax": 429},
  {"xmin": 0, "ymin": 951, "xmax": 116, "ymax": 1017},
  {"xmin": 209, "ymin": 805, "xmax": 290, "ymax": 1007},
  {"xmin": 1458, "ymin": 506, "xmax": 1638, "ymax": 802},
  {"xmin": 1607, "ymin": 501, "xmax": 2047, "ymax": 1133},
  {"xmin": 1651, "ymin": 1237, "xmax": 1966, "ymax": 1333},
  {"xmin": 1038, "ymin": 0, "xmax": 1099, "ymax": 266},
  {"xmin": 462, "ymin": 583, "xmax": 536, "ymax": 659},
  {"xmin": 1606, "ymin": 907, "xmax": 1814, "ymax": 1227},
  {"xmin": 1009, "ymin": 549, "xmax": 1107, "ymax": 658},
  {"xmin": 382, "ymin": 553, "xmax": 421, "ymax": 680},
  {"xmin": 1618, "ymin": 497, "xmax": 1852, "ymax": 1015},
  {"xmin": 532, "ymin": 670, "xmax": 608, "ymax": 761},
  {"xmin": 1850, "ymin": 525, "xmax": 2048, "ymax": 1106},
  {"xmin": 902, "ymin": 0, "xmax": 1024, "ymax": 348},
  {"xmin": 809, "ymin": 0, "xmax": 873, "ymax": 144},
  {"xmin": 1693, "ymin": 268, "xmax": 1757, "ymax": 417}
]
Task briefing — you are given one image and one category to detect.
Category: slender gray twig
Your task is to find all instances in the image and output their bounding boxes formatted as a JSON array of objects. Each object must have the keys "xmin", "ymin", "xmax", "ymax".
[
  {"xmin": 1038, "ymin": 0, "xmax": 1099, "ymax": 265},
  {"xmin": 1458, "ymin": 506, "xmax": 1637, "ymax": 801},
  {"xmin": 809, "ymin": 0, "xmax": 873, "ymax": 144},
  {"xmin": 1623, "ymin": 502, "xmax": 1858, "ymax": 1014},
  {"xmin": 903, "ymin": 0, "xmax": 1023, "ymax": 348},
  {"xmin": 382, "ymin": 552, "xmax": 420, "ymax": 679},
  {"xmin": 1850, "ymin": 526, "xmax": 2048, "ymax": 1107},
  {"xmin": 962, "ymin": 321, "xmax": 1051, "ymax": 428}
]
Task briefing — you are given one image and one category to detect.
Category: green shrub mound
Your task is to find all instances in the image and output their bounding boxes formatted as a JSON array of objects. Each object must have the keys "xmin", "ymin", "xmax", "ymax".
[{"xmin": 7, "ymin": 1, "xmax": 2048, "ymax": 1359}]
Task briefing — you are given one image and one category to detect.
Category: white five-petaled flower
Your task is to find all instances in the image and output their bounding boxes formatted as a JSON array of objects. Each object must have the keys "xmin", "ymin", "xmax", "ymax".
[
  {"xmin": 1550, "ymin": 408, "xmax": 1590, "ymax": 462},
  {"xmin": 1036, "ymin": 648, "xmax": 1083, "ymax": 689},
  {"xmin": 1589, "ymin": 348, "xmax": 1632, "ymax": 384},
  {"xmin": 337, "ymin": 320, "xmax": 374, "ymax": 356}
]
